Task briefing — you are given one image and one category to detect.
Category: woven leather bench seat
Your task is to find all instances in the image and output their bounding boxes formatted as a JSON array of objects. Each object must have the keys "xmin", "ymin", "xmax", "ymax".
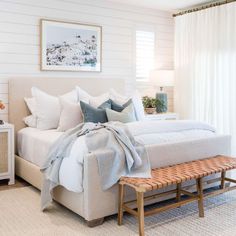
[
  {"xmin": 120, "ymin": 155, "xmax": 236, "ymax": 192},
  {"xmin": 118, "ymin": 155, "xmax": 236, "ymax": 236}
]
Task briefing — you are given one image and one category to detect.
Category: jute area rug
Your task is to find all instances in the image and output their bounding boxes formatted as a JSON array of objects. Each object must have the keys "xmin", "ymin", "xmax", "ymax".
[{"xmin": 0, "ymin": 186, "xmax": 236, "ymax": 236}]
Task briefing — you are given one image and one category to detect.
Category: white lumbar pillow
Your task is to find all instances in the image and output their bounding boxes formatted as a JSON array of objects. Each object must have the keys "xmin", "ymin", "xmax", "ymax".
[
  {"xmin": 57, "ymin": 97, "xmax": 83, "ymax": 132},
  {"xmin": 31, "ymin": 87, "xmax": 78, "ymax": 130},
  {"xmin": 109, "ymin": 89, "xmax": 145, "ymax": 121},
  {"xmin": 75, "ymin": 86, "xmax": 109, "ymax": 107}
]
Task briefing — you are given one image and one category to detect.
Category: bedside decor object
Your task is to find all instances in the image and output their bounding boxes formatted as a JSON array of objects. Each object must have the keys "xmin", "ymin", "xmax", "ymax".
[
  {"xmin": 142, "ymin": 96, "xmax": 156, "ymax": 114},
  {"xmin": 142, "ymin": 96, "xmax": 165, "ymax": 114},
  {"xmin": 0, "ymin": 100, "xmax": 5, "ymax": 125},
  {"xmin": 40, "ymin": 19, "xmax": 102, "ymax": 72},
  {"xmin": 150, "ymin": 70, "xmax": 174, "ymax": 113},
  {"xmin": 0, "ymin": 123, "xmax": 14, "ymax": 185}
]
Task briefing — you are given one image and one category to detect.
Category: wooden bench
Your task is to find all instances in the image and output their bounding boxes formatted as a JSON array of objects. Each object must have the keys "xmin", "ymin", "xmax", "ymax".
[{"xmin": 118, "ymin": 155, "xmax": 236, "ymax": 236}]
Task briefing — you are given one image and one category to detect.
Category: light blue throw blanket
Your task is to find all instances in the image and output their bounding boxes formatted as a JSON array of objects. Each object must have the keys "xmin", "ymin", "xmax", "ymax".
[{"xmin": 41, "ymin": 122, "xmax": 151, "ymax": 210}]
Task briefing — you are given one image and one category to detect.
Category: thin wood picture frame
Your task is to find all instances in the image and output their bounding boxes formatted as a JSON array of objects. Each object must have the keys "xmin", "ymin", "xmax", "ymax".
[{"xmin": 40, "ymin": 19, "xmax": 102, "ymax": 72}]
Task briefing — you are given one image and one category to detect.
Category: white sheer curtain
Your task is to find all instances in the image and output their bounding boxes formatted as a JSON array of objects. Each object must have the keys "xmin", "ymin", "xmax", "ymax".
[{"xmin": 175, "ymin": 2, "xmax": 236, "ymax": 154}]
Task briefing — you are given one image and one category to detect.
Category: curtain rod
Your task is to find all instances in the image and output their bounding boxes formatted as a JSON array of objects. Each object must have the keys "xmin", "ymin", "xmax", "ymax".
[{"xmin": 173, "ymin": 0, "xmax": 236, "ymax": 17}]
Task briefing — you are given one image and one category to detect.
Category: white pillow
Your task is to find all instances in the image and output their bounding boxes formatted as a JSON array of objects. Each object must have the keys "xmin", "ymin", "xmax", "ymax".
[
  {"xmin": 90, "ymin": 93, "xmax": 110, "ymax": 107},
  {"xmin": 131, "ymin": 91, "xmax": 145, "ymax": 121},
  {"xmin": 76, "ymin": 86, "xmax": 90, "ymax": 103},
  {"xmin": 109, "ymin": 89, "xmax": 145, "ymax": 121},
  {"xmin": 31, "ymin": 87, "xmax": 78, "ymax": 130},
  {"xmin": 24, "ymin": 97, "xmax": 38, "ymax": 127},
  {"xmin": 57, "ymin": 98, "xmax": 83, "ymax": 132},
  {"xmin": 61, "ymin": 89, "xmax": 78, "ymax": 103},
  {"xmin": 106, "ymin": 104, "xmax": 136, "ymax": 123},
  {"xmin": 109, "ymin": 89, "xmax": 127, "ymax": 104},
  {"xmin": 23, "ymin": 115, "xmax": 37, "ymax": 128},
  {"xmin": 24, "ymin": 97, "xmax": 37, "ymax": 115},
  {"xmin": 31, "ymin": 87, "xmax": 60, "ymax": 130},
  {"xmin": 76, "ymin": 86, "xmax": 109, "ymax": 107}
]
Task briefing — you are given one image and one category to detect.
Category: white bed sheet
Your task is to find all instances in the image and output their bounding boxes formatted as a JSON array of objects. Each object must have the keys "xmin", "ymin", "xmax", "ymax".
[
  {"xmin": 17, "ymin": 127, "xmax": 63, "ymax": 167},
  {"xmin": 17, "ymin": 125, "xmax": 216, "ymax": 168},
  {"xmin": 18, "ymin": 127, "xmax": 86, "ymax": 192},
  {"xmin": 17, "ymin": 121, "xmax": 230, "ymax": 193}
]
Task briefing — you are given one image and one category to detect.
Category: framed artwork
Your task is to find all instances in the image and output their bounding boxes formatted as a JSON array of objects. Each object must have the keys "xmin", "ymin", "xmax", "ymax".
[{"xmin": 40, "ymin": 19, "xmax": 102, "ymax": 72}]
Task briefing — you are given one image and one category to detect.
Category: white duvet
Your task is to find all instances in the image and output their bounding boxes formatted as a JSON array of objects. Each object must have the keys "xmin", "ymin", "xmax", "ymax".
[{"xmin": 18, "ymin": 120, "xmax": 217, "ymax": 193}]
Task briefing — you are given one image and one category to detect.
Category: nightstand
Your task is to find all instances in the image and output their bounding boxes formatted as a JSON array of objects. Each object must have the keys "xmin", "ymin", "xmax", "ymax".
[
  {"xmin": 145, "ymin": 113, "xmax": 178, "ymax": 121},
  {"xmin": 0, "ymin": 122, "xmax": 15, "ymax": 185}
]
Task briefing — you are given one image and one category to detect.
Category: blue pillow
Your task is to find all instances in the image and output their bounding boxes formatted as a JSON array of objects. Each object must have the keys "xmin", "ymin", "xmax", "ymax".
[
  {"xmin": 80, "ymin": 100, "xmax": 111, "ymax": 123},
  {"xmin": 99, "ymin": 100, "xmax": 112, "ymax": 109},
  {"xmin": 110, "ymin": 99, "xmax": 132, "ymax": 112}
]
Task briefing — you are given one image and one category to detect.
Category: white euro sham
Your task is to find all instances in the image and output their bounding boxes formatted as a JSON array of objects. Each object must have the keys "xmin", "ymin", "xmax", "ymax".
[
  {"xmin": 31, "ymin": 87, "xmax": 78, "ymax": 130},
  {"xmin": 76, "ymin": 86, "xmax": 109, "ymax": 107}
]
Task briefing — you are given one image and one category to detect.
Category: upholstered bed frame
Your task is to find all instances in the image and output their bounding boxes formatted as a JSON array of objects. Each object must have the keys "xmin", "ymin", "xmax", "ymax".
[
  {"xmin": 8, "ymin": 77, "xmax": 231, "ymax": 227},
  {"xmin": 9, "ymin": 77, "xmax": 125, "ymax": 226}
]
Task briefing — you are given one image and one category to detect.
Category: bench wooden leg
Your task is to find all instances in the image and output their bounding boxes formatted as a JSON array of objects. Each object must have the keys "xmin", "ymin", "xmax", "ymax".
[
  {"xmin": 137, "ymin": 191, "xmax": 145, "ymax": 236},
  {"xmin": 118, "ymin": 184, "xmax": 124, "ymax": 226},
  {"xmin": 196, "ymin": 178, "xmax": 204, "ymax": 218},
  {"xmin": 176, "ymin": 183, "xmax": 181, "ymax": 202},
  {"xmin": 221, "ymin": 171, "xmax": 226, "ymax": 189}
]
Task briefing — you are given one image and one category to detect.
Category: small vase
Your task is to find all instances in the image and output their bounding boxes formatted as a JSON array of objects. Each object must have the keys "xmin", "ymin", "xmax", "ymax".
[
  {"xmin": 145, "ymin": 108, "xmax": 156, "ymax": 114},
  {"xmin": 156, "ymin": 93, "xmax": 167, "ymax": 113}
]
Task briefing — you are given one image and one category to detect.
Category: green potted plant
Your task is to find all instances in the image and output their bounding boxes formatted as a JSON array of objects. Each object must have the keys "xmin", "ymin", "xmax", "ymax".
[
  {"xmin": 142, "ymin": 96, "xmax": 157, "ymax": 114},
  {"xmin": 142, "ymin": 96, "xmax": 166, "ymax": 114}
]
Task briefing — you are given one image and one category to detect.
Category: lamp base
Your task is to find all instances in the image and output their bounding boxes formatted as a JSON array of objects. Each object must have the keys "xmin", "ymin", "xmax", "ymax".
[{"xmin": 156, "ymin": 93, "xmax": 168, "ymax": 113}]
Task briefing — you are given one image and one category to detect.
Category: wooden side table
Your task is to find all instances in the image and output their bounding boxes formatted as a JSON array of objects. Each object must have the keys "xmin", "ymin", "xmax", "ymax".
[{"xmin": 0, "ymin": 122, "xmax": 15, "ymax": 185}]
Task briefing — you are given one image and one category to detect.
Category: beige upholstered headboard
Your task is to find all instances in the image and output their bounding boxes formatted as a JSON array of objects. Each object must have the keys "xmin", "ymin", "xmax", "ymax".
[{"xmin": 9, "ymin": 77, "xmax": 125, "ymax": 135}]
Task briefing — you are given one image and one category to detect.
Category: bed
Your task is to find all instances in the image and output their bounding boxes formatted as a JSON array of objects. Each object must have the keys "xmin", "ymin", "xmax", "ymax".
[{"xmin": 9, "ymin": 78, "xmax": 231, "ymax": 226}]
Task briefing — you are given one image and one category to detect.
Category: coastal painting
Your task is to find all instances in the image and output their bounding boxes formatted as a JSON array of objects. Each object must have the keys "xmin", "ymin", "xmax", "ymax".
[{"xmin": 40, "ymin": 19, "xmax": 102, "ymax": 72}]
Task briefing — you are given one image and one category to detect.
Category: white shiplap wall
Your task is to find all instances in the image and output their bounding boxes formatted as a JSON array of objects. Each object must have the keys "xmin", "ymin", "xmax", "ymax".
[{"xmin": 0, "ymin": 0, "xmax": 174, "ymax": 121}]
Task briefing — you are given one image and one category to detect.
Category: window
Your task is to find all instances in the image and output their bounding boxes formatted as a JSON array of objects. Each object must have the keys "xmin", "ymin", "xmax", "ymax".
[{"xmin": 136, "ymin": 30, "xmax": 155, "ymax": 80}]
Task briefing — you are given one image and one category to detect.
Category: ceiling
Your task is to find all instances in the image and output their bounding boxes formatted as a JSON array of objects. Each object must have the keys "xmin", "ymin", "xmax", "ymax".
[{"xmin": 106, "ymin": 0, "xmax": 214, "ymax": 12}]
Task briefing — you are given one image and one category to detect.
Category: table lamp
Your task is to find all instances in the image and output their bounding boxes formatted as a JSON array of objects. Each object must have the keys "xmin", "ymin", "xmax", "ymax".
[{"xmin": 150, "ymin": 70, "xmax": 174, "ymax": 113}]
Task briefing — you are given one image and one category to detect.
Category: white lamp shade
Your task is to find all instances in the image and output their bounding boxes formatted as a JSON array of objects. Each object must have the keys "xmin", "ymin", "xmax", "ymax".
[{"xmin": 150, "ymin": 70, "xmax": 174, "ymax": 87}]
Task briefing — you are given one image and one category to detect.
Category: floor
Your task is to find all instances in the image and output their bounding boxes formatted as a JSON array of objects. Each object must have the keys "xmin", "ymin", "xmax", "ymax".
[
  {"xmin": 0, "ymin": 176, "xmax": 29, "ymax": 191},
  {"xmin": 1, "ymin": 184, "xmax": 236, "ymax": 236},
  {"xmin": 2, "ymin": 177, "xmax": 236, "ymax": 235}
]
